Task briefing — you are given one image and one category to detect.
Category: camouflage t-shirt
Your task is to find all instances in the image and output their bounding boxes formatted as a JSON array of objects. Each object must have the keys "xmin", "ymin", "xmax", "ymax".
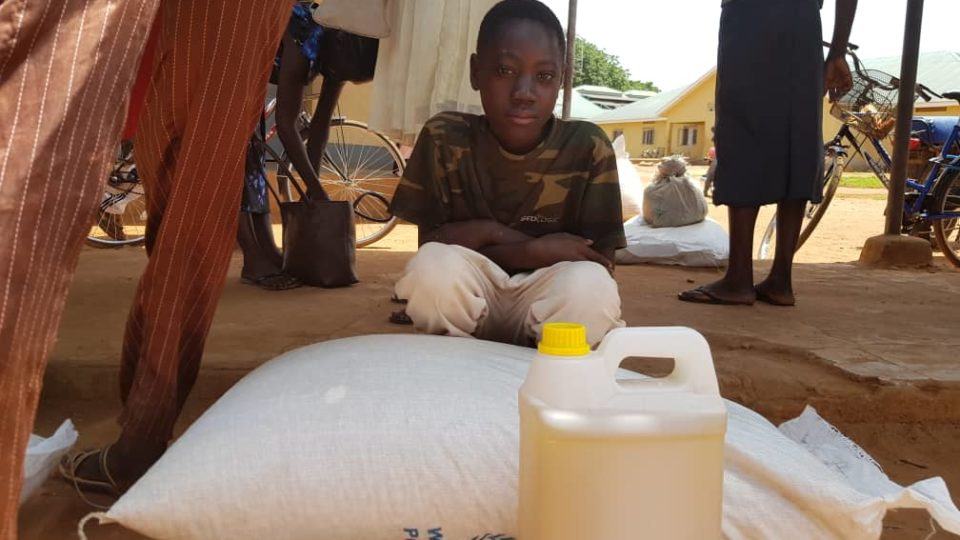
[{"xmin": 390, "ymin": 112, "xmax": 626, "ymax": 251}]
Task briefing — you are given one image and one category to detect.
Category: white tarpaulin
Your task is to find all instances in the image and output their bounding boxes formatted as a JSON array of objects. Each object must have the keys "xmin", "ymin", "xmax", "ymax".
[
  {"xmin": 617, "ymin": 215, "xmax": 729, "ymax": 267},
  {"xmin": 21, "ymin": 420, "xmax": 77, "ymax": 503}
]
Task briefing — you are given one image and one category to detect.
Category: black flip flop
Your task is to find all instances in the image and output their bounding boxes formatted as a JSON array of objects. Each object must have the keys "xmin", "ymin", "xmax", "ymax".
[
  {"xmin": 678, "ymin": 286, "xmax": 755, "ymax": 306},
  {"xmin": 389, "ymin": 309, "xmax": 413, "ymax": 325},
  {"xmin": 241, "ymin": 273, "xmax": 302, "ymax": 291}
]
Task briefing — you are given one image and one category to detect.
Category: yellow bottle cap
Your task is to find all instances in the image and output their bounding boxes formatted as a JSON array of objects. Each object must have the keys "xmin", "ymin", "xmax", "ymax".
[{"xmin": 538, "ymin": 323, "xmax": 591, "ymax": 357}]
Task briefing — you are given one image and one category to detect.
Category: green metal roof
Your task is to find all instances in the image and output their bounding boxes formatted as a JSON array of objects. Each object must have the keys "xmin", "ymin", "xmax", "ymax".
[
  {"xmin": 555, "ymin": 89, "xmax": 606, "ymax": 120},
  {"xmin": 589, "ymin": 86, "xmax": 685, "ymax": 124},
  {"xmin": 862, "ymin": 51, "xmax": 960, "ymax": 96}
]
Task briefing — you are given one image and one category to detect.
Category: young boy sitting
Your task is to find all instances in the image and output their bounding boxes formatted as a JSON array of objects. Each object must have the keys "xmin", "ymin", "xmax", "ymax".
[{"xmin": 391, "ymin": 0, "xmax": 626, "ymax": 347}]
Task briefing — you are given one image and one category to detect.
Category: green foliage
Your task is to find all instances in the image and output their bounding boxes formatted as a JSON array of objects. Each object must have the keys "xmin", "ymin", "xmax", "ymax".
[
  {"xmin": 627, "ymin": 80, "xmax": 661, "ymax": 93},
  {"xmin": 573, "ymin": 37, "xmax": 641, "ymax": 91}
]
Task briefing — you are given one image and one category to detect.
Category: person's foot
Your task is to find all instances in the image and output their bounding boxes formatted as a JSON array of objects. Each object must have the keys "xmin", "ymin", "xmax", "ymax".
[
  {"xmin": 754, "ymin": 278, "xmax": 796, "ymax": 306},
  {"xmin": 389, "ymin": 308, "xmax": 413, "ymax": 325},
  {"xmin": 241, "ymin": 272, "xmax": 302, "ymax": 291},
  {"xmin": 678, "ymin": 280, "xmax": 756, "ymax": 306},
  {"xmin": 62, "ymin": 443, "xmax": 160, "ymax": 503}
]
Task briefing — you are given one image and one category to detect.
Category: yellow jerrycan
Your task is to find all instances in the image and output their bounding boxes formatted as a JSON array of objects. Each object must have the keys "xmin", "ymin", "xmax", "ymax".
[{"xmin": 519, "ymin": 323, "xmax": 727, "ymax": 540}]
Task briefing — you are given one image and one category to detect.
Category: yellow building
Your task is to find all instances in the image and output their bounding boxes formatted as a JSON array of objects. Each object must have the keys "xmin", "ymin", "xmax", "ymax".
[
  {"xmin": 592, "ymin": 71, "xmax": 716, "ymax": 163},
  {"xmin": 306, "ymin": 80, "xmax": 375, "ymax": 124},
  {"xmin": 593, "ymin": 51, "xmax": 960, "ymax": 165}
]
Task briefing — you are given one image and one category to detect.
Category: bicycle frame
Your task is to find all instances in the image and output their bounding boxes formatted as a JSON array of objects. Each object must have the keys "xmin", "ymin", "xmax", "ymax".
[
  {"xmin": 260, "ymin": 95, "xmax": 352, "ymax": 185},
  {"xmin": 836, "ymin": 42, "xmax": 960, "ymax": 222},
  {"xmin": 829, "ymin": 122, "xmax": 960, "ymax": 222}
]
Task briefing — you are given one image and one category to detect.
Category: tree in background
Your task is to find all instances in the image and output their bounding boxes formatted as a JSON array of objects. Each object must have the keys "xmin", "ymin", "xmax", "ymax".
[
  {"xmin": 627, "ymin": 80, "xmax": 660, "ymax": 93},
  {"xmin": 573, "ymin": 37, "xmax": 660, "ymax": 93}
]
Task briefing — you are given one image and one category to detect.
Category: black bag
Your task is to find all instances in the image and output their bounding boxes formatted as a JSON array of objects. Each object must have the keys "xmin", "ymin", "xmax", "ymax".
[{"xmin": 280, "ymin": 179, "xmax": 358, "ymax": 288}]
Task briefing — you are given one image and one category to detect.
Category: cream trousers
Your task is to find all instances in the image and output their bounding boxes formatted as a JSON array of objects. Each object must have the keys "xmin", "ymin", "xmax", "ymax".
[{"xmin": 395, "ymin": 243, "xmax": 625, "ymax": 347}]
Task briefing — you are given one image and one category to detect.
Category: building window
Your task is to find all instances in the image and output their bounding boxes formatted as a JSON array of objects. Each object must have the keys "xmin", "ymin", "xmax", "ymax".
[
  {"xmin": 679, "ymin": 126, "xmax": 699, "ymax": 146},
  {"xmin": 643, "ymin": 129, "xmax": 655, "ymax": 145}
]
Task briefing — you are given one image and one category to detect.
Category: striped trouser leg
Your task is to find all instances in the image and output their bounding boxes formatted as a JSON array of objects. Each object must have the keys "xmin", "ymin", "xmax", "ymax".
[
  {"xmin": 119, "ymin": 0, "xmax": 292, "ymax": 447},
  {"xmin": 0, "ymin": 0, "xmax": 159, "ymax": 537}
]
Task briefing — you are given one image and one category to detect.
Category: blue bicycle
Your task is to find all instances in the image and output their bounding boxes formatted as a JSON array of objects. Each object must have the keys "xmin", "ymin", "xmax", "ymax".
[{"xmin": 757, "ymin": 44, "xmax": 960, "ymax": 267}]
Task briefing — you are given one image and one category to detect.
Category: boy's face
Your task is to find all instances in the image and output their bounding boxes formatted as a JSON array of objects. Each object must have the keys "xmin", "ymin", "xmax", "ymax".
[{"xmin": 471, "ymin": 19, "xmax": 563, "ymax": 155}]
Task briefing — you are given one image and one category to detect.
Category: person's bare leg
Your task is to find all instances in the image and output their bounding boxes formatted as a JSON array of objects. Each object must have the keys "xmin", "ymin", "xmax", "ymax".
[
  {"xmin": 250, "ymin": 211, "xmax": 283, "ymax": 268},
  {"xmin": 237, "ymin": 211, "xmax": 300, "ymax": 290},
  {"xmin": 679, "ymin": 206, "xmax": 759, "ymax": 304},
  {"xmin": 756, "ymin": 199, "xmax": 805, "ymax": 306}
]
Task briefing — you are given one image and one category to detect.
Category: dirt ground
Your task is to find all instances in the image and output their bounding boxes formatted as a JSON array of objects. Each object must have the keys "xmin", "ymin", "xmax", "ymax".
[{"xmin": 19, "ymin": 166, "xmax": 960, "ymax": 539}]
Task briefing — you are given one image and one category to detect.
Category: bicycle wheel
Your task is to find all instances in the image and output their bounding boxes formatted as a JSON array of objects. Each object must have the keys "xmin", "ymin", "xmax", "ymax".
[
  {"xmin": 87, "ymin": 143, "xmax": 147, "ymax": 247},
  {"xmin": 931, "ymin": 164, "xmax": 960, "ymax": 268},
  {"xmin": 756, "ymin": 155, "xmax": 842, "ymax": 260},
  {"xmin": 279, "ymin": 119, "xmax": 404, "ymax": 247}
]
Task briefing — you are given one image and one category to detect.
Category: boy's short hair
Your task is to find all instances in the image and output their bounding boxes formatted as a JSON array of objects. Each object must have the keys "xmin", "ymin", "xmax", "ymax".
[{"xmin": 477, "ymin": 0, "xmax": 566, "ymax": 55}]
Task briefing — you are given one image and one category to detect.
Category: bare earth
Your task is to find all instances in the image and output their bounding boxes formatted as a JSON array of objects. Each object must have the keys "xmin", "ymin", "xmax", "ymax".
[{"xmin": 20, "ymin": 166, "xmax": 960, "ymax": 539}]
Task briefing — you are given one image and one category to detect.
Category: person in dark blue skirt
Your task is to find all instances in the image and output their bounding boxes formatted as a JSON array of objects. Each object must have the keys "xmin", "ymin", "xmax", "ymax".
[{"xmin": 680, "ymin": 0, "xmax": 858, "ymax": 306}]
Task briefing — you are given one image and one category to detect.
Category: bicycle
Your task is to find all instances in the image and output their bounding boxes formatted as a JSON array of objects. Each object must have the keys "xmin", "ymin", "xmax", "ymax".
[
  {"xmin": 756, "ymin": 43, "xmax": 960, "ymax": 267},
  {"xmin": 88, "ymin": 92, "xmax": 405, "ymax": 248},
  {"xmin": 86, "ymin": 141, "xmax": 148, "ymax": 247}
]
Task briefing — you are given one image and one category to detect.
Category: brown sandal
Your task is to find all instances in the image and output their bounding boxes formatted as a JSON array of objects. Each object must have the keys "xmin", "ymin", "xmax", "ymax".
[{"xmin": 59, "ymin": 446, "xmax": 121, "ymax": 510}]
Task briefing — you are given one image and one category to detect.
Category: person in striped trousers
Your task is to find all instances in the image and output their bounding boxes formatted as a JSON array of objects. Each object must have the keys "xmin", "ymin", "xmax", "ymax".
[{"xmin": 0, "ymin": 0, "xmax": 293, "ymax": 536}]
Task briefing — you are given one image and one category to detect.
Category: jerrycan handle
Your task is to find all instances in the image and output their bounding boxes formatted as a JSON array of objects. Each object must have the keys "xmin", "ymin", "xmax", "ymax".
[{"xmin": 596, "ymin": 327, "xmax": 720, "ymax": 396}]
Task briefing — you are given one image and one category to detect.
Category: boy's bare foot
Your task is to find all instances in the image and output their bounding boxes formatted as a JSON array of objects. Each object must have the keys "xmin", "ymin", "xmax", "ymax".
[
  {"xmin": 754, "ymin": 279, "xmax": 796, "ymax": 306},
  {"xmin": 678, "ymin": 280, "xmax": 756, "ymax": 306}
]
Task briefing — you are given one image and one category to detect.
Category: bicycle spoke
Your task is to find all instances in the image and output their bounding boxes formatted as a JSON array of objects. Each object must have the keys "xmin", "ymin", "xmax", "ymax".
[
  {"xmin": 353, "ymin": 176, "xmax": 398, "ymax": 191},
  {"xmin": 356, "ymin": 192, "xmax": 388, "ymax": 220},
  {"xmin": 335, "ymin": 125, "xmax": 350, "ymax": 182},
  {"xmin": 354, "ymin": 145, "xmax": 379, "ymax": 178},
  {"xmin": 303, "ymin": 121, "xmax": 403, "ymax": 245}
]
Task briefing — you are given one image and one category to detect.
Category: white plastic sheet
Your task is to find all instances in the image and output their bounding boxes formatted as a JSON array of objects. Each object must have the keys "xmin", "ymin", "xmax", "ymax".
[
  {"xmin": 21, "ymin": 420, "xmax": 77, "ymax": 503},
  {"xmin": 617, "ymin": 158, "xmax": 645, "ymax": 219},
  {"xmin": 617, "ymin": 215, "xmax": 729, "ymax": 267},
  {"xmin": 779, "ymin": 406, "xmax": 960, "ymax": 537}
]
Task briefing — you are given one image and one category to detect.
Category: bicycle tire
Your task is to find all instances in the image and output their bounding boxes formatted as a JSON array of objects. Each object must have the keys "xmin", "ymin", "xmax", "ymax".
[
  {"xmin": 277, "ymin": 118, "xmax": 404, "ymax": 248},
  {"xmin": 87, "ymin": 144, "xmax": 148, "ymax": 247},
  {"xmin": 931, "ymin": 162, "xmax": 960, "ymax": 268},
  {"xmin": 756, "ymin": 156, "xmax": 842, "ymax": 259}
]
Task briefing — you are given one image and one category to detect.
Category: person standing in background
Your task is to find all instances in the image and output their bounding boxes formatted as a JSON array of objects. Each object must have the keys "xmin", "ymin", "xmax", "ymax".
[{"xmin": 680, "ymin": 0, "xmax": 857, "ymax": 307}]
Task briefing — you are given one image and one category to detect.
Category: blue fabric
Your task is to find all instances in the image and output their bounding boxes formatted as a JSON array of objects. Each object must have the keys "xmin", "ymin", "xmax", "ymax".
[
  {"xmin": 273, "ymin": 4, "xmax": 325, "ymax": 82},
  {"xmin": 242, "ymin": 115, "xmax": 270, "ymax": 215},
  {"xmin": 911, "ymin": 117, "xmax": 959, "ymax": 146}
]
